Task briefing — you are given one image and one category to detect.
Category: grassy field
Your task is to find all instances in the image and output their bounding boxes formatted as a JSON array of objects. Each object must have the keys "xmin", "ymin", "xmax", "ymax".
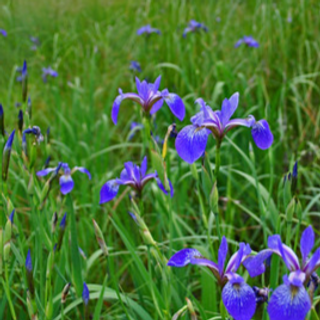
[{"xmin": 1, "ymin": 0, "xmax": 320, "ymax": 319}]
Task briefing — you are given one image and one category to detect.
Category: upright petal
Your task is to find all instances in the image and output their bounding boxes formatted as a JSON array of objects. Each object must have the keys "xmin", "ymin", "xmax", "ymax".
[
  {"xmin": 220, "ymin": 93, "xmax": 239, "ymax": 126},
  {"xmin": 225, "ymin": 243, "xmax": 245, "ymax": 274},
  {"xmin": 300, "ymin": 226, "xmax": 314, "ymax": 266},
  {"xmin": 303, "ymin": 247, "xmax": 320, "ymax": 277},
  {"xmin": 267, "ymin": 277, "xmax": 311, "ymax": 320},
  {"xmin": 251, "ymin": 119, "xmax": 273, "ymax": 149},
  {"xmin": 59, "ymin": 175, "xmax": 74, "ymax": 195},
  {"xmin": 175, "ymin": 125, "xmax": 209, "ymax": 164},
  {"xmin": 163, "ymin": 93, "xmax": 185, "ymax": 121},
  {"xmin": 153, "ymin": 75, "xmax": 162, "ymax": 93},
  {"xmin": 218, "ymin": 236, "xmax": 228, "ymax": 277},
  {"xmin": 222, "ymin": 274, "xmax": 256, "ymax": 320},
  {"xmin": 100, "ymin": 179, "xmax": 120, "ymax": 204}
]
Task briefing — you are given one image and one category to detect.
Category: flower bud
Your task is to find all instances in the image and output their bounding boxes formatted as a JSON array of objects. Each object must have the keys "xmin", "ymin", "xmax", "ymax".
[
  {"xmin": 92, "ymin": 219, "xmax": 108, "ymax": 256},
  {"xmin": 0, "ymin": 104, "xmax": 4, "ymax": 136},
  {"xmin": 82, "ymin": 282, "xmax": 89, "ymax": 306},
  {"xmin": 2, "ymin": 130, "xmax": 15, "ymax": 181},
  {"xmin": 291, "ymin": 161, "xmax": 298, "ymax": 196},
  {"xmin": 27, "ymin": 97, "xmax": 32, "ymax": 120},
  {"xmin": 25, "ymin": 249, "xmax": 35, "ymax": 297},
  {"xmin": 56, "ymin": 213, "xmax": 67, "ymax": 251},
  {"xmin": 18, "ymin": 109, "xmax": 23, "ymax": 133},
  {"xmin": 22, "ymin": 60, "xmax": 28, "ymax": 102},
  {"xmin": 52, "ymin": 212, "xmax": 58, "ymax": 233}
]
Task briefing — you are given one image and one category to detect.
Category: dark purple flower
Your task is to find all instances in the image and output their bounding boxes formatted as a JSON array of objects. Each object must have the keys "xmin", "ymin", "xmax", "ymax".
[
  {"xmin": 244, "ymin": 226, "xmax": 320, "ymax": 320},
  {"xmin": 183, "ymin": 20, "xmax": 208, "ymax": 37},
  {"xmin": 82, "ymin": 282, "xmax": 89, "ymax": 306},
  {"xmin": 129, "ymin": 61, "xmax": 142, "ymax": 73},
  {"xmin": 0, "ymin": 29, "xmax": 7, "ymax": 37},
  {"xmin": 100, "ymin": 156, "xmax": 173, "ymax": 204},
  {"xmin": 9, "ymin": 209, "xmax": 15, "ymax": 223},
  {"xmin": 36, "ymin": 162, "xmax": 91, "ymax": 195},
  {"xmin": 112, "ymin": 76, "xmax": 185, "ymax": 124},
  {"xmin": 42, "ymin": 67, "xmax": 58, "ymax": 83},
  {"xmin": 175, "ymin": 93, "xmax": 273, "ymax": 163},
  {"xmin": 234, "ymin": 36, "xmax": 259, "ymax": 48},
  {"xmin": 168, "ymin": 237, "xmax": 255, "ymax": 320},
  {"xmin": 137, "ymin": 25, "xmax": 161, "ymax": 36}
]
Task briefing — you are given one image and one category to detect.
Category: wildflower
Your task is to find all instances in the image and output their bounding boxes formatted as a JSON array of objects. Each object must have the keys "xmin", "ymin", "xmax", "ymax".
[
  {"xmin": 36, "ymin": 162, "xmax": 91, "ymax": 195},
  {"xmin": 175, "ymin": 93, "xmax": 273, "ymax": 163},
  {"xmin": 129, "ymin": 61, "xmax": 142, "ymax": 73},
  {"xmin": 137, "ymin": 25, "xmax": 161, "ymax": 36},
  {"xmin": 167, "ymin": 236, "xmax": 256, "ymax": 320},
  {"xmin": 244, "ymin": 226, "xmax": 320, "ymax": 320},
  {"xmin": 112, "ymin": 76, "xmax": 185, "ymax": 124},
  {"xmin": 0, "ymin": 104, "xmax": 4, "ymax": 136},
  {"xmin": 25, "ymin": 249, "xmax": 35, "ymax": 297},
  {"xmin": 42, "ymin": 67, "xmax": 58, "ymax": 83},
  {"xmin": 82, "ymin": 282, "xmax": 89, "ymax": 306},
  {"xmin": 100, "ymin": 156, "xmax": 173, "ymax": 203},
  {"xmin": 23, "ymin": 126, "xmax": 44, "ymax": 149},
  {"xmin": 234, "ymin": 36, "xmax": 259, "ymax": 48},
  {"xmin": 0, "ymin": 29, "xmax": 7, "ymax": 37},
  {"xmin": 21, "ymin": 60, "xmax": 28, "ymax": 102},
  {"xmin": 30, "ymin": 36, "xmax": 40, "ymax": 50},
  {"xmin": 183, "ymin": 20, "xmax": 208, "ymax": 37},
  {"xmin": 2, "ymin": 130, "xmax": 15, "ymax": 181}
]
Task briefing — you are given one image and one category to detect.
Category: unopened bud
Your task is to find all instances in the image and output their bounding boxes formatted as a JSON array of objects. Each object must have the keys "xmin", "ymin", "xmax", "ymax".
[
  {"xmin": 0, "ymin": 104, "xmax": 4, "ymax": 136},
  {"xmin": 92, "ymin": 219, "xmax": 108, "ymax": 256},
  {"xmin": 22, "ymin": 60, "xmax": 28, "ymax": 102},
  {"xmin": 2, "ymin": 130, "xmax": 15, "ymax": 181},
  {"xmin": 52, "ymin": 212, "xmax": 58, "ymax": 233},
  {"xmin": 18, "ymin": 109, "xmax": 23, "ymax": 133}
]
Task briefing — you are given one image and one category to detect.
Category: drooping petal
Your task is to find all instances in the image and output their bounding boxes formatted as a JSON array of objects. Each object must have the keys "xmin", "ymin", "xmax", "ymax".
[
  {"xmin": 222, "ymin": 274, "xmax": 256, "ymax": 320},
  {"xmin": 268, "ymin": 235, "xmax": 300, "ymax": 271},
  {"xmin": 163, "ymin": 93, "xmax": 185, "ymax": 121},
  {"xmin": 111, "ymin": 91, "xmax": 143, "ymax": 125},
  {"xmin": 167, "ymin": 248, "xmax": 219, "ymax": 272},
  {"xmin": 267, "ymin": 278, "xmax": 311, "ymax": 320},
  {"xmin": 234, "ymin": 39, "xmax": 244, "ymax": 48},
  {"xmin": 220, "ymin": 93, "xmax": 239, "ymax": 126},
  {"xmin": 218, "ymin": 236, "xmax": 228, "ymax": 277},
  {"xmin": 300, "ymin": 226, "xmax": 314, "ymax": 266},
  {"xmin": 251, "ymin": 119, "xmax": 273, "ymax": 149},
  {"xmin": 59, "ymin": 175, "xmax": 74, "ymax": 195},
  {"xmin": 175, "ymin": 125, "xmax": 209, "ymax": 164},
  {"xmin": 140, "ymin": 156, "xmax": 148, "ymax": 178},
  {"xmin": 243, "ymin": 249, "xmax": 273, "ymax": 277},
  {"xmin": 156, "ymin": 178, "xmax": 174, "ymax": 198},
  {"xmin": 74, "ymin": 167, "xmax": 92, "ymax": 180},
  {"xmin": 36, "ymin": 167, "xmax": 57, "ymax": 176},
  {"xmin": 100, "ymin": 179, "xmax": 120, "ymax": 204},
  {"xmin": 140, "ymin": 172, "xmax": 158, "ymax": 187}
]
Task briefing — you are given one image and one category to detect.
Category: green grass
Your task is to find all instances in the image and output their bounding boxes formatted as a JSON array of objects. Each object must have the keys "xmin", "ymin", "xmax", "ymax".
[{"xmin": 0, "ymin": 0, "xmax": 320, "ymax": 319}]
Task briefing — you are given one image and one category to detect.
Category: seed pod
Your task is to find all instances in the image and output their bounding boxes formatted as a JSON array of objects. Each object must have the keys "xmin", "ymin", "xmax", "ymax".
[{"xmin": 61, "ymin": 283, "xmax": 71, "ymax": 304}]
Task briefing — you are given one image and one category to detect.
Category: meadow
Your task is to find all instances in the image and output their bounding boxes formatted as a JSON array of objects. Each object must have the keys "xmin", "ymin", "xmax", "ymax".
[{"xmin": 1, "ymin": 0, "xmax": 320, "ymax": 319}]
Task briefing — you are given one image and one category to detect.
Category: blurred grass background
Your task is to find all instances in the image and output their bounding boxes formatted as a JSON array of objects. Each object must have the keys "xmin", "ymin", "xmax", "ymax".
[{"xmin": 1, "ymin": 0, "xmax": 320, "ymax": 319}]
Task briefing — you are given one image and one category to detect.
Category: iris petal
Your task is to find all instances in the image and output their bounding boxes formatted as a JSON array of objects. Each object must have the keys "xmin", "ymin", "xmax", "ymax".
[
  {"xmin": 251, "ymin": 119, "xmax": 274, "ymax": 149},
  {"xmin": 220, "ymin": 93, "xmax": 239, "ymax": 126},
  {"xmin": 243, "ymin": 249, "xmax": 273, "ymax": 277},
  {"xmin": 75, "ymin": 167, "xmax": 91, "ymax": 180},
  {"xmin": 36, "ymin": 167, "xmax": 56, "ymax": 176},
  {"xmin": 222, "ymin": 276, "xmax": 256, "ymax": 320},
  {"xmin": 59, "ymin": 175, "xmax": 74, "ymax": 195},
  {"xmin": 175, "ymin": 125, "xmax": 209, "ymax": 164},
  {"xmin": 163, "ymin": 93, "xmax": 185, "ymax": 121},
  {"xmin": 100, "ymin": 179, "xmax": 119, "ymax": 204},
  {"xmin": 267, "ymin": 282, "xmax": 311, "ymax": 320},
  {"xmin": 149, "ymin": 99, "xmax": 164, "ymax": 115},
  {"xmin": 218, "ymin": 236, "xmax": 228, "ymax": 277},
  {"xmin": 300, "ymin": 226, "xmax": 314, "ymax": 265},
  {"xmin": 156, "ymin": 178, "xmax": 174, "ymax": 198}
]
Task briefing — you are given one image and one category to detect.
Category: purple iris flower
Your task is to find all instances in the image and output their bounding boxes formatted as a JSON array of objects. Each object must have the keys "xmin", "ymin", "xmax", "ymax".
[
  {"xmin": 175, "ymin": 93, "xmax": 273, "ymax": 164},
  {"xmin": 129, "ymin": 61, "xmax": 142, "ymax": 73},
  {"xmin": 42, "ymin": 67, "xmax": 58, "ymax": 83},
  {"xmin": 168, "ymin": 236, "xmax": 256, "ymax": 320},
  {"xmin": 137, "ymin": 25, "xmax": 161, "ymax": 36},
  {"xmin": 244, "ymin": 226, "xmax": 320, "ymax": 320},
  {"xmin": 111, "ymin": 76, "xmax": 185, "ymax": 124},
  {"xmin": 23, "ymin": 126, "xmax": 44, "ymax": 144},
  {"xmin": 37, "ymin": 162, "xmax": 91, "ymax": 195},
  {"xmin": 183, "ymin": 20, "xmax": 208, "ymax": 37},
  {"xmin": 0, "ymin": 29, "xmax": 7, "ymax": 37},
  {"xmin": 100, "ymin": 156, "xmax": 173, "ymax": 204},
  {"xmin": 234, "ymin": 36, "xmax": 259, "ymax": 48}
]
